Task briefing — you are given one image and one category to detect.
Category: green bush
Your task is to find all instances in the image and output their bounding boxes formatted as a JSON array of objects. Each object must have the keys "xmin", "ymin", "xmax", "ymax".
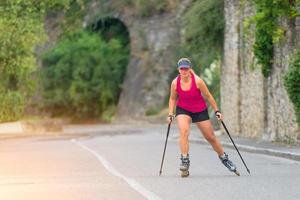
[
  {"xmin": 283, "ymin": 50, "xmax": 300, "ymax": 125},
  {"xmin": 41, "ymin": 30, "xmax": 129, "ymax": 119},
  {"xmin": 0, "ymin": 91, "xmax": 24, "ymax": 122},
  {"xmin": 202, "ymin": 59, "xmax": 221, "ymax": 108},
  {"xmin": 253, "ymin": 21, "xmax": 274, "ymax": 77}
]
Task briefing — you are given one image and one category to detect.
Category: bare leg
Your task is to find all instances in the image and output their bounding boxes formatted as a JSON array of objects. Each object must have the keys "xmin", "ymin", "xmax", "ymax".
[
  {"xmin": 196, "ymin": 120, "xmax": 224, "ymax": 156},
  {"xmin": 177, "ymin": 115, "xmax": 191, "ymax": 155}
]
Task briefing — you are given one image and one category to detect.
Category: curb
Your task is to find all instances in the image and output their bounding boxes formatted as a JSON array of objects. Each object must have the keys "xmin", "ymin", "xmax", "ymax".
[
  {"xmin": 198, "ymin": 138, "xmax": 300, "ymax": 162},
  {"xmin": 171, "ymin": 135, "xmax": 300, "ymax": 162}
]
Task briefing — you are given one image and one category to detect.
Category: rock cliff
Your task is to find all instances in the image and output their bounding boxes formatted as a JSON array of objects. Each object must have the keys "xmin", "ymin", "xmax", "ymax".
[{"xmin": 222, "ymin": 0, "xmax": 299, "ymax": 142}]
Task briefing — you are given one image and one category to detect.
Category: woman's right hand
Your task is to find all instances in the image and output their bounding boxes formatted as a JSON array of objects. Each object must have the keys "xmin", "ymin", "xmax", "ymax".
[{"xmin": 166, "ymin": 114, "xmax": 175, "ymax": 123}]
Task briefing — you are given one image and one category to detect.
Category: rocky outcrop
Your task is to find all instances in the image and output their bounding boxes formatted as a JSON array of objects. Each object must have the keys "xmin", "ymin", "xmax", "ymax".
[
  {"xmin": 222, "ymin": 0, "xmax": 240, "ymax": 135},
  {"xmin": 82, "ymin": 0, "xmax": 192, "ymax": 119},
  {"xmin": 117, "ymin": 14, "xmax": 180, "ymax": 118},
  {"xmin": 267, "ymin": 17, "xmax": 299, "ymax": 142},
  {"xmin": 223, "ymin": 0, "xmax": 299, "ymax": 142}
]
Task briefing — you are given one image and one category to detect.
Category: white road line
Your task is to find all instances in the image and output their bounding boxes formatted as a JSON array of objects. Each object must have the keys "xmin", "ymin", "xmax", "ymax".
[{"xmin": 71, "ymin": 139, "xmax": 161, "ymax": 200}]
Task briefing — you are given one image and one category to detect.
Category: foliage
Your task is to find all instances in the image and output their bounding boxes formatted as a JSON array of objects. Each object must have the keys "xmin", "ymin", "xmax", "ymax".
[
  {"xmin": 0, "ymin": 91, "xmax": 24, "ymax": 122},
  {"xmin": 175, "ymin": 0, "xmax": 223, "ymax": 106},
  {"xmin": 202, "ymin": 59, "xmax": 221, "ymax": 107},
  {"xmin": 41, "ymin": 30, "xmax": 129, "ymax": 120},
  {"xmin": 182, "ymin": 0, "xmax": 224, "ymax": 71},
  {"xmin": 249, "ymin": 0, "xmax": 298, "ymax": 77},
  {"xmin": 0, "ymin": 0, "xmax": 82, "ymax": 122},
  {"xmin": 57, "ymin": 0, "xmax": 89, "ymax": 36},
  {"xmin": 250, "ymin": 0, "xmax": 300, "ymax": 125},
  {"xmin": 283, "ymin": 50, "xmax": 300, "ymax": 125}
]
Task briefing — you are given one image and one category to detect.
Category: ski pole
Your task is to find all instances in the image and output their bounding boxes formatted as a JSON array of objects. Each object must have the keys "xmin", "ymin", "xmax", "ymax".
[
  {"xmin": 159, "ymin": 121, "xmax": 172, "ymax": 176},
  {"xmin": 221, "ymin": 121, "xmax": 251, "ymax": 175}
]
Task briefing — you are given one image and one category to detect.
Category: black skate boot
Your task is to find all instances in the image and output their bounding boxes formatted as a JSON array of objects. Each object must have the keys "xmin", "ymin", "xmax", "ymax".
[
  {"xmin": 180, "ymin": 154, "xmax": 190, "ymax": 178},
  {"xmin": 219, "ymin": 152, "xmax": 240, "ymax": 176}
]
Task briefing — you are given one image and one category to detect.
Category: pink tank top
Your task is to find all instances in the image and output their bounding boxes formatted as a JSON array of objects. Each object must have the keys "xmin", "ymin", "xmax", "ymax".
[{"xmin": 176, "ymin": 73, "xmax": 207, "ymax": 113}]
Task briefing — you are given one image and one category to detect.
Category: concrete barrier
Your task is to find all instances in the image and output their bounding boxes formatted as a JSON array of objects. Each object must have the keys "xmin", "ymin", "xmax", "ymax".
[
  {"xmin": 0, "ymin": 118, "xmax": 69, "ymax": 135},
  {"xmin": 0, "ymin": 122, "xmax": 23, "ymax": 134}
]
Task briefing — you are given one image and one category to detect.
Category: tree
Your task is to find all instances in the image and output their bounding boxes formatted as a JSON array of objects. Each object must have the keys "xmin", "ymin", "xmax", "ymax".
[{"xmin": 0, "ymin": 0, "xmax": 81, "ymax": 121}]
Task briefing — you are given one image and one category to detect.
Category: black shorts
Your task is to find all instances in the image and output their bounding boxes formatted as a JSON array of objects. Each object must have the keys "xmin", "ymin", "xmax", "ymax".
[{"xmin": 176, "ymin": 106, "xmax": 209, "ymax": 123}]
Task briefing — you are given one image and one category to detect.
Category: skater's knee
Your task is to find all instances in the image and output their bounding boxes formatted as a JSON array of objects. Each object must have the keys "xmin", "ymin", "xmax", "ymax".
[
  {"xmin": 180, "ymin": 135, "xmax": 189, "ymax": 143},
  {"xmin": 180, "ymin": 131, "xmax": 189, "ymax": 139},
  {"xmin": 179, "ymin": 129, "xmax": 189, "ymax": 138},
  {"xmin": 205, "ymin": 135, "xmax": 217, "ymax": 144}
]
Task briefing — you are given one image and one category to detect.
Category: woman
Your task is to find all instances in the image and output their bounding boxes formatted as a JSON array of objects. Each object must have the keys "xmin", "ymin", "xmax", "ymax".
[{"xmin": 167, "ymin": 58, "xmax": 239, "ymax": 177}]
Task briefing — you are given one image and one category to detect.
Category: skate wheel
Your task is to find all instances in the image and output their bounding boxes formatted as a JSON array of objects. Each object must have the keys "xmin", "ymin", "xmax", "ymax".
[
  {"xmin": 234, "ymin": 170, "xmax": 240, "ymax": 176},
  {"xmin": 181, "ymin": 170, "xmax": 189, "ymax": 178}
]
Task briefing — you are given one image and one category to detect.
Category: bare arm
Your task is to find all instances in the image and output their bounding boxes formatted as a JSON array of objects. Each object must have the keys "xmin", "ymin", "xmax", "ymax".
[
  {"xmin": 196, "ymin": 77, "xmax": 219, "ymax": 112},
  {"xmin": 168, "ymin": 79, "xmax": 177, "ymax": 116},
  {"xmin": 191, "ymin": 71, "xmax": 223, "ymax": 120}
]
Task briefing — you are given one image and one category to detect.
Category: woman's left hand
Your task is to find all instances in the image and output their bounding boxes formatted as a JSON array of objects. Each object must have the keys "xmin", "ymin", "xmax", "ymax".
[{"xmin": 215, "ymin": 111, "xmax": 223, "ymax": 121}]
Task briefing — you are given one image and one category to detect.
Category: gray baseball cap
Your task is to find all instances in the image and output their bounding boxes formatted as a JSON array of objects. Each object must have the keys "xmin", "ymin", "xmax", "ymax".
[{"xmin": 177, "ymin": 58, "xmax": 191, "ymax": 68}]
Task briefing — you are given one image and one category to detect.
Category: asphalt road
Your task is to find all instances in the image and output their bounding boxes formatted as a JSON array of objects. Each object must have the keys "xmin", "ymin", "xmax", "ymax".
[{"xmin": 0, "ymin": 125, "xmax": 300, "ymax": 200}]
